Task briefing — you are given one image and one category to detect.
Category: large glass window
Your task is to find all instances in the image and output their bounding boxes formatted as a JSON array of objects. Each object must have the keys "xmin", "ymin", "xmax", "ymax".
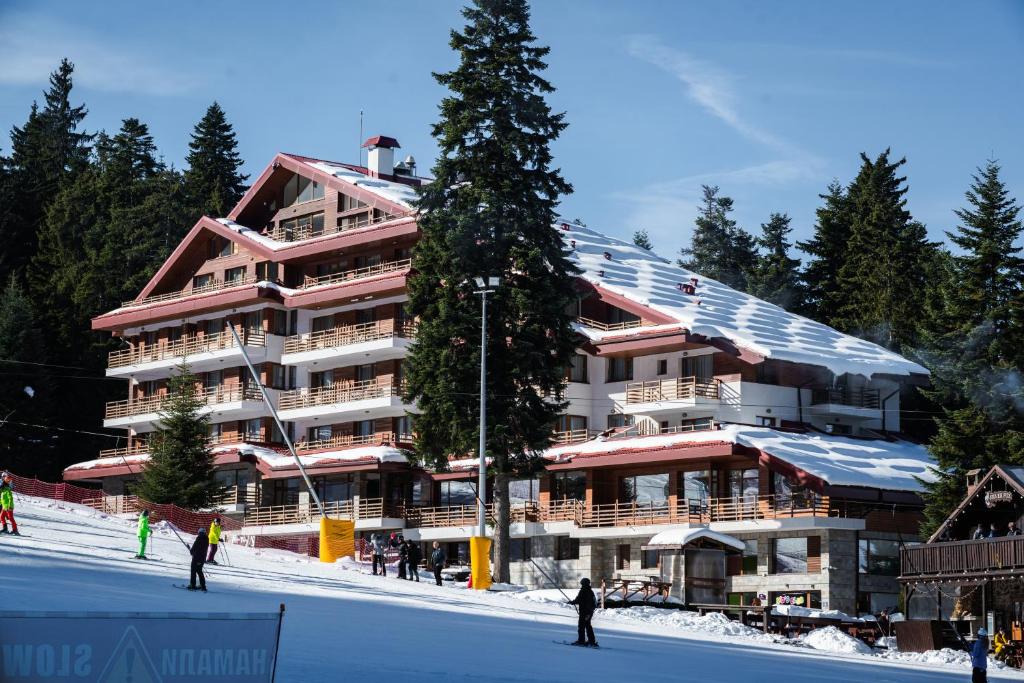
[
  {"xmin": 605, "ymin": 357, "xmax": 633, "ymax": 382},
  {"xmin": 741, "ymin": 540, "xmax": 758, "ymax": 575},
  {"xmin": 568, "ymin": 354, "xmax": 588, "ymax": 383},
  {"xmin": 728, "ymin": 468, "xmax": 759, "ymax": 502},
  {"xmin": 621, "ymin": 473, "xmax": 670, "ymax": 506},
  {"xmin": 556, "ymin": 415, "xmax": 588, "ymax": 434},
  {"xmin": 607, "ymin": 413, "xmax": 634, "ymax": 429},
  {"xmin": 311, "ymin": 314, "xmax": 334, "ymax": 333},
  {"xmin": 353, "ymin": 420, "xmax": 375, "ymax": 438},
  {"xmin": 555, "ymin": 536, "xmax": 580, "ymax": 561},
  {"xmin": 225, "ymin": 266, "xmax": 246, "ymax": 283},
  {"xmin": 773, "ymin": 537, "xmax": 808, "ymax": 574},
  {"xmin": 681, "ymin": 354, "xmax": 714, "ymax": 381},
  {"xmin": 680, "ymin": 470, "xmax": 712, "ymax": 503},
  {"xmin": 509, "ymin": 478, "xmax": 539, "ymax": 504},
  {"xmin": 552, "ymin": 471, "xmax": 586, "ymax": 501},
  {"xmin": 858, "ymin": 539, "xmax": 900, "ymax": 576},
  {"xmin": 439, "ymin": 481, "xmax": 477, "ymax": 506},
  {"xmin": 193, "ymin": 273, "xmax": 214, "ymax": 289},
  {"xmin": 307, "ymin": 425, "xmax": 332, "ymax": 442},
  {"xmin": 284, "ymin": 175, "xmax": 325, "ymax": 206},
  {"xmin": 510, "ymin": 538, "xmax": 531, "ymax": 562},
  {"xmin": 244, "ymin": 418, "xmax": 262, "ymax": 441},
  {"xmin": 315, "ymin": 475, "xmax": 355, "ymax": 503}
]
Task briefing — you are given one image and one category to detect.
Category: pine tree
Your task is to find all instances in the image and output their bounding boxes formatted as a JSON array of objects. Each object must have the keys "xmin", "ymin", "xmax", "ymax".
[
  {"xmin": 182, "ymin": 102, "xmax": 248, "ymax": 223},
  {"xmin": 405, "ymin": 0, "xmax": 579, "ymax": 582},
  {"xmin": 136, "ymin": 364, "xmax": 222, "ymax": 508},
  {"xmin": 678, "ymin": 185, "xmax": 756, "ymax": 291},
  {"xmin": 748, "ymin": 212, "xmax": 804, "ymax": 310},
  {"xmin": 798, "ymin": 181, "xmax": 849, "ymax": 321},
  {"xmin": 831, "ymin": 150, "xmax": 938, "ymax": 353},
  {"xmin": 632, "ymin": 229, "xmax": 653, "ymax": 250},
  {"xmin": 919, "ymin": 161, "xmax": 1024, "ymax": 534}
]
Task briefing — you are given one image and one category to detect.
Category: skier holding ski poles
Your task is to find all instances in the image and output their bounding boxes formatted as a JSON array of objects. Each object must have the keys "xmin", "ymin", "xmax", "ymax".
[
  {"xmin": 188, "ymin": 527, "xmax": 209, "ymax": 592},
  {"xmin": 206, "ymin": 516, "xmax": 222, "ymax": 565},
  {"xmin": 568, "ymin": 578, "xmax": 599, "ymax": 647},
  {"xmin": 135, "ymin": 509, "xmax": 151, "ymax": 558}
]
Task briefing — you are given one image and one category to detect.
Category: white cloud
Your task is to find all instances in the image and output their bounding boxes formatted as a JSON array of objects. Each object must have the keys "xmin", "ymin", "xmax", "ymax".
[{"xmin": 0, "ymin": 14, "xmax": 197, "ymax": 96}]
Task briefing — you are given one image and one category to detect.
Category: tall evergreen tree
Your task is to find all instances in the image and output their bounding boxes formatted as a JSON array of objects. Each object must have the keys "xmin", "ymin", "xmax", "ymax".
[
  {"xmin": 0, "ymin": 59, "xmax": 91, "ymax": 283},
  {"xmin": 831, "ymin": 150, "xmax": 938, "ymax": 353},
  {"xmin": 678, "ymin": 185, "xmax": 756, "ymax": 291},
  {"xmin": 135, "ymin": 364, "xmax": 222, "ymax": 508},
  {"xmin": 405, "ymin": 0, "xmax": 579, "ymax": 581},
  {"xmin": 182, "ymin": 102, "xmax": 248, "ymax": 223},
  {"xmin": 632, "ymin": 229, "xmax": 653, "ymax": 250},
  {"xmin": 797, "ymin": 181, "xmax": 849, "ymax": 321},
  {"xmin": 919, "ymin": 161, "xmax": 1024, "ymax": 534},
  {"xmin": 748, "ymin": 212, "xmax": 804, "ymax": 310}
]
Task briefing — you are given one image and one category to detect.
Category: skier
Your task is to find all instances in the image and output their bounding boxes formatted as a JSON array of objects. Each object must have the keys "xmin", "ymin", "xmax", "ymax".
[
  {"xmin": 972, "ymin": 628, "xmax": 989, "ymax": 683},
  {"xmin": 135, "ymin": 509, "xmax": 151, "ymax": 558},
  {"xmin": 568, "ymin": 578, "xmax": 598, "ymax": 647},
  {"xmin": 206, "ymin": 516, "xmax": 222, "ymax": 564},
  {"xmin": 430, "ymin": 541, "xmax": 446, "ymax": 586},
  {"xmin": 370, "ymin": 532, "xmax": 386, "ymax": 576},
  {"xmin": 0, "ymin": 479, "xmax": 18, "ymax": 535},
  {"xmin": 188, "ymin": 527, "xmax": 209, "ymax": 592},
  {"xmin": 398, "ymin": 538, "xmax": 409, "ymax": 580},
  {"xmin": 407, "ymin": 541, "xmax": 421, "ymax": 582}
]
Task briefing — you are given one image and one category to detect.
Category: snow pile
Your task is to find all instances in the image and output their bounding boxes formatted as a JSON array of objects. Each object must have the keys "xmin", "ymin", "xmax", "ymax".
[
  {"xmin": 802, "ymin": 626, "xmax": 874, "ymax": 655},
  {"xmin": 308, "ymin": 161, "xmax": 420, "ymax": 208},
  {"xmin": 601, "ymin": 607, "xmax": 778, "ymax": 642}
]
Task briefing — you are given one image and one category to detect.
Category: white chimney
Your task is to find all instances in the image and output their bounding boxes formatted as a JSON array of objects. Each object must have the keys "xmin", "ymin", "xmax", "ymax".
[{"xmin": 362, "ymin": 135, "xmax": 401, "ymax": 177}]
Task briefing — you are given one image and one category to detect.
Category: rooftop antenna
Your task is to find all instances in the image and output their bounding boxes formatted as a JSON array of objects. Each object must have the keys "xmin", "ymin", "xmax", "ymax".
[{"xmin": 359, "ymin": 110, "xmax": 364, "ymax": 166}]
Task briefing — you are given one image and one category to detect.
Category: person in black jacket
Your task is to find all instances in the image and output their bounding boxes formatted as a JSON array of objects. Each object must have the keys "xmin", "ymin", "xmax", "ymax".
[
  {"xmin": 568, "ymin": 578, "xmax": 598, "ymax": 646},
  {"xmin": 189, "ymin": 527, "xmax": 209, "ymax": 592},
  {"xmin": 398, "ymin": 538, "xmax": 408, "ymax": 580},
  {"xmin": 407, "ymin": 541, "xmax": 422, "ymax": 582},
  {"xmin": 430, "ymin": 541, "xmax": 446, "ymax": 586}
]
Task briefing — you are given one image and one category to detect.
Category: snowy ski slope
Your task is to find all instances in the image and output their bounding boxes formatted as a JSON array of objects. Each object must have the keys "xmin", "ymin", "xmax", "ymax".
[{"xmin": 1, "ymin": 494, "xmax": 1019, "ymax": 683}]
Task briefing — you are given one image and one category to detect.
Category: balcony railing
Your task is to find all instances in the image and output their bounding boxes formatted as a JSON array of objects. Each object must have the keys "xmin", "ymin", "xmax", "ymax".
[
  {"xmin": 900, "ymin": 537, "xmax": 1024, "ymax": 580},
  {"xmin": 811, "ymin": 388, "xmax": 881, "ymax": 410},
  {"xmin": 300, "ymin": 259, "xmax": 412, "ymax": 290},
  {"xmin": 121, "ymin": 276, "xmax": 257, "ymax": 308},
  {"xmin": 278, "ymin": 380, "xmax": 402, "ymax": 412},
  {"xmin": 404, "ymin": 502, "xmax": 540, "ymax": 528},
  {"xmin": 108, "ymin": 329, "xmax": 266, "ymax": 369},
  {"xmin": 576, "ymin": 316, "xmax": 642, "ymax": 332},
  {"xmin": 242, "ymin": 498, "xmax": 386, "ymax": 526},
  {"xmin": 625, "ymin": 376, "xmax": 720, "ymax": 404},
  {"xmin": 283, "ymin": 320, "xmax": 415, "ymax": 356},
  {"xmin": 552, "ymin": 429, "xmax": 599, "ymax": 445},
  {"xmin": 82, "ymin": 495, "xmax": 141, "ymax": 516},
  {"xmin": 266, "ymin": 210, "xmax": 413, "ymax": 242},
  {"xmin": 97, "ymin": 442, "xmax": 150, "ymax": 460},
  {"xmin": 213, "ymin": 484, "xmax": 260, "ymax": 508},
  {"xmin": 105, "ymin": 385, "xmax": 264, "ymax": 420},
  {"xmin": 294, "ymin": 431, "xmax": 413, "ymax": 453},
  {"xmin": 579, "ymin": 494, "xmax": 830, "ymax": 528}
]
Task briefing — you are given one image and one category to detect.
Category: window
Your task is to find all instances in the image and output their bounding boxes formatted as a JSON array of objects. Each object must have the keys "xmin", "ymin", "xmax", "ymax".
[
  {"xmin": 617, "ymin": 544, "xmax": 631, "ymax": 570},
  {"xmin": 340, "ymin": 193, "xmax": 368, "ymax": 212},
  {"xmin": 756, "ymin": 416, "xmax": 777, "ymax": 427},
  {"xmin": 439, "ymin": 481, "xmax": 477, "ymax": 506},
  {"xmin": 556, "ymin": 415, "xmax": 588, "ymax": 434},
  {"xmin": 256, "ymin": 261, "xmax": 279, "ymax": 282},
  {"xmin": 509, "ymin": 478, "xmax": 539, "ymax": 504},
  {"xmin": 311, "ymin": 314, "xmax": 334, "ymax": 334},
  {"xmin": 555, "ymin": 536, "xmax": 580, "ymax": 561},
  {"xmin": 681, "ymin": 354, "xmax": 713, "ymax": 381},
  {"xmin": 728, "ymin": 468, "xmax": 759, "ymax": 502},
  {"xmin": 393, "ymin": 415, "xmax": 412, "ymax": 438},
  {"xmin": 773, "ymin": 537, "xmax": 808, "ymax": 574},
  {"xmin": 244, "ymin": 418, "xmax": 262, "ymax": 441},
  {"xmin": 207, "ymin": 423, "xmax": 222, "ymax": 442},
  {"xmin": 353, "ymin": 254, "xmax": 382, "ymax": 269},
  {"xmin": 203, "ymin": 370, "xmax": 222, "ymax": 391},
  {"xmin": 355, "ymin": 307, "xmax": 376, "ymax": 325},
  {"xmin": 271, "ymin": 478, "xmax": 300, "ymax": 506},
  {"xmin": 268, "ymin": 364, "xmax": 287, "ymax": 390},
  {"xmin": 680, "ymin": 470, "xmax": 712, "ymax": 503},
  {"xmin": 607, "ymin": 413, "xmax": 634, "ymax": 429},
  {"xmin": 225, "ymin": 266, "xmax": 246, "ymax": 283},
  {"xmin": 552, "ymin": 471, "xmax": 586, "ymax": 501},
  {"xmin": 510, "ymin": 538, "xmax": 531, "ymax": 562},
  {"xmin": 314, "ymin": 261, "xmax": 346, "ymax": 277},
  {"xmin": 657, "ymin": 359, "xmax": 668, "ymax": 375},
  {"xmin": 307, "ymin": 425, "xmax": 333, "ymax": 442},
  {"xmin": 394, "ymin": 246, "xmax": 412, "ymax": 260},
  {"xmin": 283, "ymin": 174, "xmax": 324, "ymax": 206},
  {"xmin": 771, "ymin": 591, "xmax": 821, "ymax": 609},
  {"xmin": 774, "ymin": 472, "xmax": 816, "ymax": 508},
  {"xmin": 355, "ymin": 363, "xmax": 375, "ymax": 383},
  {"xmin": 568, "ymin": 354, "xmax": 588, "ymax": 383},
  {"xmin": 741, "ymin": 540, "xmax": 758, "ymax": 575},
  {"xmin": 607, "ymin": 306, "xmax": 640, "ymax": 326},
  {"xmin": 244, "ymin": 311, "xmax": 262, "ymax": 333},
  {"xmin": 353, "ymin": 420, "xmax": 374, "ymax": 438},
  {"xmin": 641, "ymin": 549, "xmax": 661, "ymax": 570},
  {"xmin": 271, "ymin": 310, "xmax": 288, "ymax": 336},
  {"xmin": 314, "ymin": 475, "xmax": 355, "ymax": 503},
  {"xmin": 310, "ymin": 369, "xmax": 333, "ymax": 389},
  {"xmin": 218, "ymin": 239, "xmax": 236, "ymax": 258},
  {"xmin": 857, "ymin": 591, "xmax": 899, "ymax": 615},
  {"xmin": 621, "ymin": 473, "xmax": 670, "ymax": 506},
  {"xmin": 205, "ymin": 318, "xmax": 223, "ymax": 336},
  {"xmin": 858, "ymin": 539, "xmax": 900, "ymax": 576},
  {"xmin": 605, "ymin": 356, "xmax": 633, "ymax": 382},
  {"xmin": 681, "ymin": 417, "xmax": 714, "ymax": 431},
  {"xmin": 193, "ymin": 273, "xmax": 214, "ymax": 289}
]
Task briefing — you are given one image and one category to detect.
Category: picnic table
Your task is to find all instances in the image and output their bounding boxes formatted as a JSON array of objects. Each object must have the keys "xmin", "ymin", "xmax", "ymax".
[{"xmin": 600, "ymin": 576, "xmax": 672, "ymax": 607}]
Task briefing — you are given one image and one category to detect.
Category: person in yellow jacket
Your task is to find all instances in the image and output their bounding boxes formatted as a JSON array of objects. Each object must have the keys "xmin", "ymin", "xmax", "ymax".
[
  {"xmin": 206, "ymin": 516, "xmax": 223, "ymax": 564},
  {"xmin": 994, "ymin": 628, "xmax": 1010, "ymax": 661}
]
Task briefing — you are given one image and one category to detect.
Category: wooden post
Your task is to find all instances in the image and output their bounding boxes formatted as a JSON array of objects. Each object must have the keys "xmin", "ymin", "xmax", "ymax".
[
  {"xmin": 601, "ymin": 579, "xmax": 606, "ymax": 610},
  {"xmin": 763, "ymin": 605, "xmax": 769, "ymax": 634}
]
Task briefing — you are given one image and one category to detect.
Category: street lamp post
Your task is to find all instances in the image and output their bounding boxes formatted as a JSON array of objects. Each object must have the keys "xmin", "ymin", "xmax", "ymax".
[{"xmin": 472, "ymin": 276, "xmax": 500, "ymax": 538}]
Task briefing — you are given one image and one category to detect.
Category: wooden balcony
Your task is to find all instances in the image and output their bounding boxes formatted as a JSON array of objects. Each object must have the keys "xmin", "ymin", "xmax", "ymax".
[
  {"xmin": 213, "ymin": 484, "xmax": 260, "ymax": 508},
  {"xmin": 899, "ymin": 537, "xmax": 1024, "ymax": 582},
  {"xmin": 579, "ymin": 494, "xmax": 830, "ymax": 528},
  {"xmin": 294, "ymin": 431, "xmax": 413, "ymax": 453},
  {"xmin": 108, "ymin": 329, "xmax": 266, "ymax": 369},
  {"xmin": 97, "ymin": 442, "xmax": 150, "ymax": 460},
  {"xmin": 300, "ymin": 258, "xmax": 412, "ymax": 290},
  {"xmin": 811, "ymin": 388, "xmax": 881, "ymax": 410},
  {"xmin": 121, "ymin": 275, "xmax": 257, "ymax": 308},
  {"xmin": 242, "ymin": 498, "xmax": 386, "ymax": 526},
  {"xmin": 551, "ymin": 429, "xmax": 598, "ymax": 445},
  {"xmin": 404, "ymin": 502, "xmax": 540, "ymax": 528},
  {"xmin": 278, "ymin": 380, "xmax": 402, "ymax": 412},
  {"xmin": 625, "ymin": 376, "xmax": 720, "ymax": 404},
  {"xmin": 575, "ymin": 316, "xmax": 641, "ymax": 332},
  {"xmin": 267, "ymin": 210, "xmax": 412, "ymax": 242},
  {"xmin": 283, "ymin": 320, "xmax": 415, "ymax": 356},
  {"xmin": 83, "ymin": 494, "xmax": 141, "ymax": 516},
  {"xmin": 105, "ymin": 385, "xmax": 264, "ymax": 420}
]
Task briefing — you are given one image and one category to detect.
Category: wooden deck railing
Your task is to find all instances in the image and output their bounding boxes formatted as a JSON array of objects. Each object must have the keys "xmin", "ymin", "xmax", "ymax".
[
  {"xmin": 242, "ymin": 498, "xmax": 388, "ymax": 526},
  {"xmin": 213, "ymin": 485, "xmax": 260, "ymax": 508},
  {"xmin": 108, "ymin": 329, "xmax": 266, "ymax": 369},
  {"xmin": 105, "ymin": 384, "xmax": 264, "ymax": 420},
  {"xmin": 300, "ymin": 258, "xmax": 412, "ymax": 289},
  {"xmin": 97, "ymin": 442, "xmax": 150, "ymax": 460},
  {"xmin": 811, "ymin": 388, "xmax": 881, "ymax": 410},
  {"xmin": 267, "ymin": 210, "xmax": 413, "ymax": 242},
  {"xmin": 82, "ymin": 494, "xmax": 142, "ymax": 516},
  {"xmin": 283, "ymin": 319, "xmax": 415, "ymax": 355},
  {"xmin": 551, "ymin": 429, "xmax": 598, "ymax": 445},
  {"xmin": 294, "ymin": 431, "xmax": 413, "ymax": 453},
  {"xmin": 575, "ymin": 317, "xmax": 642, "ymax": 332},
  {"xmin": 579, "ymin": 494, "xmax": 830, "ymax": 528},
  {"xmin": 625, "ymin": 376, "xmax": 720, "ymax": 404},
  {"xmin": 539, "ymin": 499, "xmax": 584, "ymax": 523},
  {"xmin": 900, "ymin": 537, "xmax": 1024, "ymax": 579},
  {"xmin": 121, "ymin": 275, "xmax": 257, "ymax": 308},
  {"xmin": 278, "ymin": 380, "xmax": 402, "ymax": 412},
  {"xmin": 404, "ymin": 502, "xmax": 540, "ymax": 528}
]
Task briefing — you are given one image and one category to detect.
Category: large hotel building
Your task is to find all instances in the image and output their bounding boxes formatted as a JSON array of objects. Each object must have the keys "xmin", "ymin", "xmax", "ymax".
[{"xmin": 65, "ymin": 137, "xmax": 936, "ymax": 615}]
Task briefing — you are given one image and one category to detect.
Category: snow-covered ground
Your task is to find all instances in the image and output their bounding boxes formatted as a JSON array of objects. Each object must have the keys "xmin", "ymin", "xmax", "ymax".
[{"xmin": 2, "ymin": 494, "xmax": 1019, "ymax": 682}]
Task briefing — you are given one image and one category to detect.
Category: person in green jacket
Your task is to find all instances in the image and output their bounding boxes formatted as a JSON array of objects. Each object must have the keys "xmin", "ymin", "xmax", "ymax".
[
  {"xmin": 135, "ymin": 509, "xmax": 151, "ymax": 558},
  {"xmin": 0, "ymin": 481, "xmax": 17, "ymax": 535}
]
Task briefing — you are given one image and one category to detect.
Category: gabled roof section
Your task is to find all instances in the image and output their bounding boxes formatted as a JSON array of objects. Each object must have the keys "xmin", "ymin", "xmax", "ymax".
[
  {"xmin": 560, "ymin": 221, "xmax": 930, "ymax": 379},
  {"xmin": 928, "ymin": 465, "xmax": 1024, "ymax": 542}
]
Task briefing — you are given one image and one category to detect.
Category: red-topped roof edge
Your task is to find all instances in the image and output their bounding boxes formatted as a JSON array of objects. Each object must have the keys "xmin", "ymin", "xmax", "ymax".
[{"xmin": 362, "ymin": 135, "xmax": 401, "ymax": 149}]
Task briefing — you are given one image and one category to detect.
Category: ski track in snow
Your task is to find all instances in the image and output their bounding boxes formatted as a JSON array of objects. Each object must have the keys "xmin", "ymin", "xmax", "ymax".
[{"xmin": 1, "ymin": 495, "xmax": 1019, "ymax": 683}]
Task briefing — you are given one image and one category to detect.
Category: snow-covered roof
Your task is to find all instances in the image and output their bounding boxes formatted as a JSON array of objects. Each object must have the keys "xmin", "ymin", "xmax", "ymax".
[
  {"xmin": 645, "ymin": 527, "xmax": 745, "ymax": 551},
  {"xmin": 562, "ymin": 222, "xmax": 928, "ymax": 379},
  {"xmin": 546, "ymin": 424, "xmax": 936, "ymax": 493},
  {"xmin": 308, "ymin": 161, "xmax": 420, "ymax": 208}
]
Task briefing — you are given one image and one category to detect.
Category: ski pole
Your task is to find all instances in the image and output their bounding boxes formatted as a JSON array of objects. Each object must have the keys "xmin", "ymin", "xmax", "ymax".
[
  {"xmin": 221, "ymin": 538, "xmax": 231, "ymax": 567},
  {"xmin": 529, "ymin": 557, "xmax": 578, "ymax": 615}
]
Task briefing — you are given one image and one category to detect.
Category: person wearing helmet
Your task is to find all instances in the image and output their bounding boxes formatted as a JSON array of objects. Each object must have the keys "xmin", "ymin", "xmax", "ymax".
[
  {"xmin": 568, "ymin": 577, "xmax": 598, "ymax": 647},
  {"xmin": 206, "ymin": 517, "xmax": 223, "ymax": 565},
  {"xmin": 135, "ymin": 509, "xmax": 151, "ymax": 558},
  {"xmin": 188, "ymin": 527, "xmax": 210, "ymax": 592},
  {"xmin": 972, "ymin": 628, "xmax": 989, "ymax": 682}
]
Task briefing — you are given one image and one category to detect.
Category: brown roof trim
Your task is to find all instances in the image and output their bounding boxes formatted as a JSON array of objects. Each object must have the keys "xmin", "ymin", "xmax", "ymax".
[
  {"xmin": 92, "ymin": 285, "xmax": 279, "ymax": 331},
  {"xmin": 546, "ymin": 442, "xmax": 735, "ymax": 470}
]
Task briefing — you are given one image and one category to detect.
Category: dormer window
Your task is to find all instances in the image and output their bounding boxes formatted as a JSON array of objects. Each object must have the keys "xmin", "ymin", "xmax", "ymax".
[{"xmin": 283, "ymin": 174, "xmax": 325, "ymax": 207}]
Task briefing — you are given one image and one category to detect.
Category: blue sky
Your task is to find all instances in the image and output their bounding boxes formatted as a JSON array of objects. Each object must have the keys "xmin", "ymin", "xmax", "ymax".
[{"xmin": 1, "ymin": 0, "xmax": 1021, "ymax": 258}]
